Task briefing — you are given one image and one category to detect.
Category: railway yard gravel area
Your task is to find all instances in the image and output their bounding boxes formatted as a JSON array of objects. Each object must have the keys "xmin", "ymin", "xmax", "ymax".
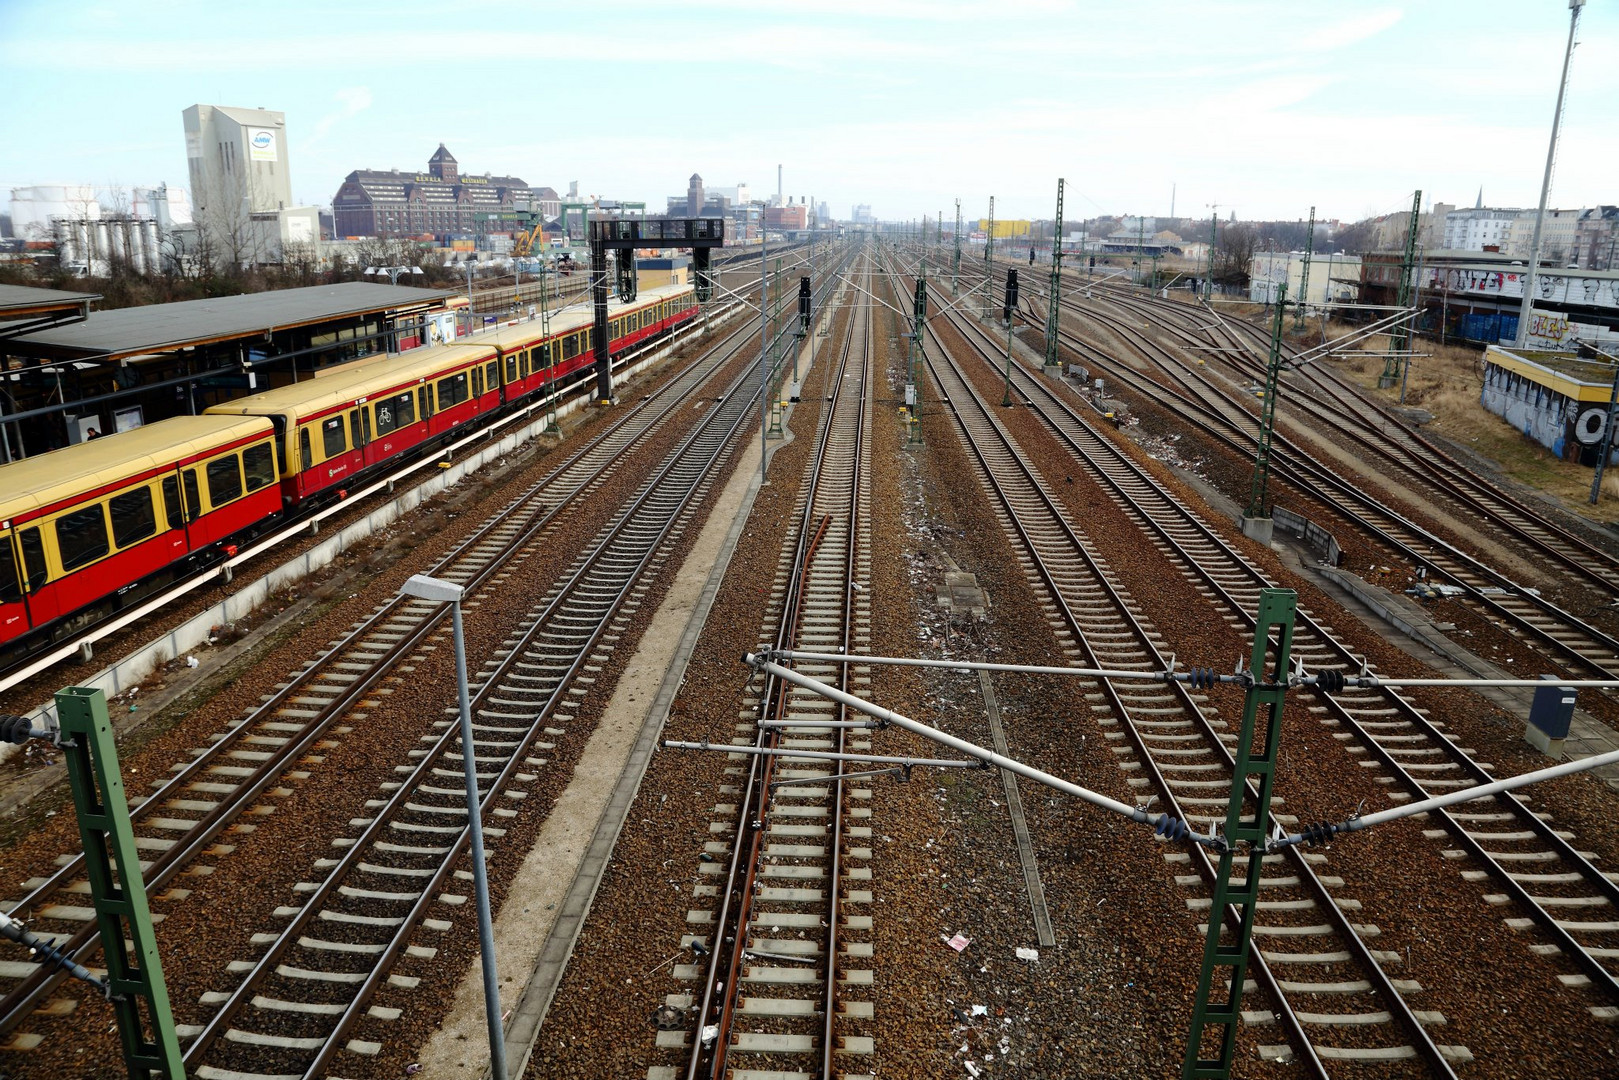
[{"xmin": 1, "ymin": 265, "xmax": 1617, "ymax": 1079}]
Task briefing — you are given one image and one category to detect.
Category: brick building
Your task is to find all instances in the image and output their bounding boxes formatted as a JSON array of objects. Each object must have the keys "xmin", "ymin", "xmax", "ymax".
[{"xmin": 332, "ymin": 145, "xmax": 530, "ymax": 239}]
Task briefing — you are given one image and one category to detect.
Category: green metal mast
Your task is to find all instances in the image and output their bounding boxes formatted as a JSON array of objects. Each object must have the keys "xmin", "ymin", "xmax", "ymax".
[
  {"xmin": 1044, "ymin": 178, "xmax": 1065, "ymax": 371},
  {"xmin": 1245, "ymin": 284, "xmax": 1287, "ymax": 519},
  {"xmin": 1205, "ymin": 207, "xmax": 1218, "ymax": 300},
  {"xmin": 1382, "ymin": 189, "xmax": 1422, "ymax": 387},
  {"xmin": 952, "ymin": 200, "xmax": 962, "ymax": 296},
  {"xmin": 985, "ymin": 196, "xmax": 996, "ymax": 319},
  {"xmin": 1293, "ymin": 206, "xmax": 1315, "ymax": 332},
  {"xmin": 1182, "ymin": 589, "xmax": 1297, "ymax": 1080},
  {"xmin": 57, "ymin": 687, "xmax": 185, "ymax": 1079}
]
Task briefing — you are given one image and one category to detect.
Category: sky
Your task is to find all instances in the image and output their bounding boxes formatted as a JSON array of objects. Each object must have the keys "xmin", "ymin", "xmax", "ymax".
[{"xmin": 3, "ymin": 0, "xmax": 1618, "ymax": 228}]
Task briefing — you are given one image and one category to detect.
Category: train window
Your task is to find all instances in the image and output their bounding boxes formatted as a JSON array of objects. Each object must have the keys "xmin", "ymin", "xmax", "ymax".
[
  {"xmin": 374, "ymin": 392, "xmax": 413, "ymax": 436},
  {"xmin": 182, "ymin": 470, "xmax": 202, "ymax": 522},
  {"xmin": 206, "ymin": 455, "xmax": 243, "ymax": 506},
  {"xmin": 19, "ymin": 529, "xmax": 46, "ymax": 590},
  {"xmin": 562, "ymin": 335, "xmax": 578, "ymax": 361},
  {"xmin": 439, "ymin": 372, "xmax": 468, "ymax": 408},
  {"xmin": 471, "ymin": 367, "xmax": 483, "ymax": 399},
  {"xmin": 243, "ymin": 443, "xmax": 276, "ymax": 492},
  {"xmin": 506, "ymin": 354, "xmax": 518, "ymax": 382},
  {"xmin": 538, "ymin": 343, "xmax": 551, "ymax": 369},
  {"xmin": 323, "ymin": 417, "xmax": 346, "ymax": 458},
  {"xmin": 162, "ymin": 477, "xmax": 184, "ymax": 531},
  {"xmin": 0, "ymin": 540, "xmax": 19, "ymax": 604},
  {"xmin": 349, "ymin": 409, "xmax": 366, "ymax": 449},
  {"xmin": 487, "ymin": 361, "xmax": 498, "ymax": 390},
  {"xmin": 418, "ymin": 385, "xmax": 433, "ymax": 420},
  {"xmin": 56, "ymin": 505, "xmax": 110, "ymax": 571},
  {"xmin": 583, "ymin": 328, "xmax": 595, "ymax": 352},
  {"xmin": 300, "ymin": 428, "xmax": 313, "ymax": 471},
  {"xmin": 110, "ymin": 487, "xmax": 157, "ymax": 548}
]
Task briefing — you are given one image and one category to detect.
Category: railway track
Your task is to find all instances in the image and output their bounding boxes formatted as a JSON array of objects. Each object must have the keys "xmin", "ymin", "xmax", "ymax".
[
  {"xmin": 177, "ymin": 301, "xmax": 773, "ymax": 1079},
  {"xmin": 0, "ymin": 312, "xmax": 766, "ymax": 1056},
  {"xmin": 1005, "ymin": 273, "xmax": 1619, "ymax": 683},
  {"xmin": 667, "ymin": 256, "xmax": 874, "ymax": 1080},
  {"xmin": 1082, "ymin": 281, "xmax": 1619, "ymax": 596},
  {"xmin": 926, "ymin": 268, "xmax": 1619, "ymax": 1038},
  {"xmin": 898, "ymin": 261, "xmax": 1467, "ymax": 1076}
]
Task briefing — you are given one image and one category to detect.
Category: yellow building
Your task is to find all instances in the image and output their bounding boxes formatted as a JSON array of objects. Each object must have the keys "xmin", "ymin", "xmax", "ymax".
[{"xmin": 977, "ymin": 219, "xmax": 1030, "ymax": 239}]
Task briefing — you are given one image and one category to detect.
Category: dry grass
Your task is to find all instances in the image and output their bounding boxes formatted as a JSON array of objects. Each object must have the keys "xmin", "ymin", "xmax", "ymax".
[{"xmin": 1298, "ymin": 320, "xmax": 1618, "ymax": 521}]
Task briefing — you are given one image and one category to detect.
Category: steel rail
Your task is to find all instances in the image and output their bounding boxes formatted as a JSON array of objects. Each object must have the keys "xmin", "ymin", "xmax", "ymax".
[
  {"xmin": 688, "ymin": 254, "xmax": 867, "ymax": 1080},
  {"xmin": 906, "ymin": 252, "xmax": 1458, "ymax": 1077},
  {"xmin": 0, "ymin": 323, "xmax": 764, "ymax": 1039},
  {"xmin": 185, "ymin": 304, "xmax": 775, "ymax": 1077},
  {"xmin": 1033, "ymin": 293, "xmax": 1619, "ymax": 680},
  {"xmin": 1079, "ymin": 282, "xmax": 1619, "ymax": 594},
  {"xmin": 950, "ymin": 283, "xmax": 1619, "ymax": 1004}
]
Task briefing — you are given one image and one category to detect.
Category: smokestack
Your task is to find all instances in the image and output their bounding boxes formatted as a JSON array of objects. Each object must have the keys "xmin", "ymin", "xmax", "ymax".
[{"xmin": 777, "ymin": 165, "xmax": 782, "ymax": 204}]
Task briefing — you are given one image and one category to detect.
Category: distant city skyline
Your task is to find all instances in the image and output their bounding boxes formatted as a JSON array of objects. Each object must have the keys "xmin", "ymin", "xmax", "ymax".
[{"xmin": 4, "ymin": 1, "xmax": 1617, "ymax": 228}]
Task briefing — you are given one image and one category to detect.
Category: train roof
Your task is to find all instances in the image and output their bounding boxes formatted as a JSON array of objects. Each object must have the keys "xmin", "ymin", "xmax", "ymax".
[
  {"xmin": 209, "ymin": 283, "xmax": 696, "ymax": 421},
  {"xmin": 482, "ymin": 281, "xmax": 695, "ymax": 345},
  {"xmin": 0, "ymin": 414, "xmax": 273, "ymax": 523},
  {"xmin": 207, "ymin": 344, "xmax": 496, "ymax": 419}
]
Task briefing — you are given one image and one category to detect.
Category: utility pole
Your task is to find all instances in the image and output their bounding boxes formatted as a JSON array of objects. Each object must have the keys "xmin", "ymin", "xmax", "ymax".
[
  {"xmin": 1294, "ymin": 206, "xmax": 1315, "ymax": 332},
  {"xmin": 1517, "ymin": 0, "xmax": 1586, "ymax": 349},
  {"xmin": 1245, "ymin": 283, "xmax": 1287, "ymax": 523},
  {"xmin": 1183, "ymin": 589, "xmax": 1297, "ymax": 1080},
  {"xmin": 1382, "ymin": 190, "xmax": 1422, "ymax": 388},
  {"xmin": 985, "ymin": 196, "xmax": 997, "ymax": 319},
  {"xmin": 953, "ymin": 199, "xmax": 963, "ymax": 296},
  {"xmin": 1205, "ymin": 206, "xmax": 1219, "ymax": 300},
  {"xmin": 1045, "ymin": 178, "xmax": 1066, "ymax": 371}
]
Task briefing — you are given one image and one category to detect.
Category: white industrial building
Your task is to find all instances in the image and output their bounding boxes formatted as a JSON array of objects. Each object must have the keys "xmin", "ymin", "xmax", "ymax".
[
  {"xmin": 183, "ymin": 103, "xmax": 322, "ymax": 265},
  {"xmin": 1248, "ymin": 250, "xmax": 1362, "ymax": 307}
]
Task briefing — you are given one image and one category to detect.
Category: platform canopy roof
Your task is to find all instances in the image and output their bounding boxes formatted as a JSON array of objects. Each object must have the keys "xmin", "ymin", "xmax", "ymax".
[
  {"xmin": 5, "ymin": 281, "xmax": 454, "ymax": 363},
  {"xmin": 0, "ymin": 283, "xmax": 101, "ymax": 341}
]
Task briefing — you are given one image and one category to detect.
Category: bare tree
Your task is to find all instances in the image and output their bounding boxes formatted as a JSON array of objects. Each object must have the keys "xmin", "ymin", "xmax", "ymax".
[{"xmin": 1214, "ymin": 223, "xmax": 1258, "ymax": 289}]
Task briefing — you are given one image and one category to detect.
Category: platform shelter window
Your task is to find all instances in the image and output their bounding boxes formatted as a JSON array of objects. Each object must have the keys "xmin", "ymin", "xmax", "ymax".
[
  {"xmin": 110, "ymin": 488, "xmax": 157, "ymax": 549},
  {"xmin": 56, "ymin": 505, "xmax": 110, "ymax": 571}
]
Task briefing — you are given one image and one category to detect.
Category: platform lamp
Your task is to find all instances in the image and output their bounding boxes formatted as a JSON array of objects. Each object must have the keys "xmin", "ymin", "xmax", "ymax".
[
  {"xmin": 364, "ymin": 264, "xmax": 424, "ymax": 286},
  {"xmin": 397, "ymin": 574, "xmax": 509, "ymax": 1080}
]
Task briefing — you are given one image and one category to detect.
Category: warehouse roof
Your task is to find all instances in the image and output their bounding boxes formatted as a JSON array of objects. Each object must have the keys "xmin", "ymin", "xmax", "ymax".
[{"xmin": 6, "ymin": 282, "xmax": 454, "ymax": 363}]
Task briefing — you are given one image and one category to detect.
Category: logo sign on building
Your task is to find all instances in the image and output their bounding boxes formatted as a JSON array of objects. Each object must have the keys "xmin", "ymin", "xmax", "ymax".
[{"xmin": 248, "ymin": 129, "xmax": 278, "ymax": 162}]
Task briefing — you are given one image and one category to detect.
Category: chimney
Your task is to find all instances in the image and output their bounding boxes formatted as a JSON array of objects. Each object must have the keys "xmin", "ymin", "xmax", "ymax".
[{"xmin": 777, "ymin": 165, "xmax": 782, "ymax": 204}]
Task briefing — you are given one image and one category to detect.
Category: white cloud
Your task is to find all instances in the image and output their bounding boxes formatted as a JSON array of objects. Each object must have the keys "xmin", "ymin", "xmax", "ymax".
[
  {"xmin": 1297, "ymin": 9, "xmax": 1404, "ymax": 52},
  {"xmin": 311, "ymin": 86, "xmax": 373, "ymax": 142}
]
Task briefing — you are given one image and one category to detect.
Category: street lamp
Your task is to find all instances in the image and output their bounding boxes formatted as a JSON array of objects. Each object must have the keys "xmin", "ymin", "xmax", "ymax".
[{"xmin": 397, "ymin": 573, "xmax": 508, "ymax": 1080}]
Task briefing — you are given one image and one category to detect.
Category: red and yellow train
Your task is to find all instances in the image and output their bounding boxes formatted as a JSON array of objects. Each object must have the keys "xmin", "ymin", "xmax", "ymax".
[{"xmin": 0, "ymin": 283, "xmax": 698, "ymax": 666}]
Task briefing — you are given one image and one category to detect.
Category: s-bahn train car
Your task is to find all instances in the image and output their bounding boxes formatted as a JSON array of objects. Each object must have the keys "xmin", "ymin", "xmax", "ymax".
[
  {"xmin": 0, "ymin": 415, "xmax": 281, "ymax": 663},
  {"xmin": 482, "ymin": 283, "xmax": 700, "ymax": 400},
  {"xmin": 205, "ymin": 342, "xmax": 503, "ymax": 505},
  {"xmin": 0, "ymin": 282, "xmax": 705, "ymax": 669}
]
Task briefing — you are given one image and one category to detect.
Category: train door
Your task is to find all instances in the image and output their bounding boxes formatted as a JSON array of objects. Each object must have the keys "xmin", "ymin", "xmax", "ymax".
[
  {"xmin": 0, "ymin": 528, "xmax": 30, "ymax": 642},
  {"xmin": 13, "ymin": 525, "xmax": 55, "ymax": 625},
  {"xmin": 351, "ymin": 405, "xmax": 372, "ymax": 469}
]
